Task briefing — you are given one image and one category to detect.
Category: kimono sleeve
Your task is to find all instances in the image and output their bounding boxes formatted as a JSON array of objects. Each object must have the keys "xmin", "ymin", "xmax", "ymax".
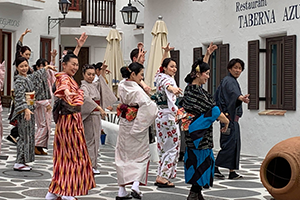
[
  {"xmin": 14, "ymin": 79, "xmax": 28, "ymax": 114},
  {"xmin": 130, "ymin": 89, "xmax": 158, "ymax": 137},
  {"xmin": 97, "ymin": 75, "xmax": 117, "ymax": 109},
  {"xmin": 29, "ymin": 68, "xmax": 51, "ymax": 101},
  {"xmin": 54, "ymin": 73, "xmax": 84, "ymax": 106},
  {"xmin": 81, "ymin": 84, "xmax": 98, "ymax": 121},
  {"xmin": 222, "ymin": 77, "xmax": 242, "ymax": 119}
]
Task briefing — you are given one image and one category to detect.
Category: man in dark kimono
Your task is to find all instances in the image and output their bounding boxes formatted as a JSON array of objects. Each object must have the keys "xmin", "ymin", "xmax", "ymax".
[{"xmin": 214, "ymin": 58, "xmax": 250, "ymax": 179}]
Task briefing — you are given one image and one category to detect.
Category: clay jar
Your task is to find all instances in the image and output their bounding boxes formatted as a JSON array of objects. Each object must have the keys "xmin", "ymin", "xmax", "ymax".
[{"xmin": 260, "ymin": 137, "xmax": 300, "ymax": 200}]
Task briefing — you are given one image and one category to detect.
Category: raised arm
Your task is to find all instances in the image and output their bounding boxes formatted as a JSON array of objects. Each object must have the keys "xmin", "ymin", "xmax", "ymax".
[
  {"xmin": 161, "ymin": 43, "xmax": 174, "ymax": 65},
  {"xmin": 136, "ymin": 42, "xmax": 147, "ymax": 64},
  {"xmin": 74, "ymin": 32, "xmax": 88, "ymax": 56},
  {"xmin": 19, "ymin": 28, "xmax": 31, "ymax": 44},
  {"xmin": 203, "ymin": 42, "xmax": 218, "ymax": 63},
  {"xmin": 50, "ymin": 49, "xmax": 58, "ymax": 66}
]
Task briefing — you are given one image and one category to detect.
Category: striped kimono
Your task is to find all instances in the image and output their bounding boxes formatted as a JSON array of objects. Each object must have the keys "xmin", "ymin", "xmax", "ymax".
[
  {"xmin": 35, "ymin": 70, "xmax": 56, "ymax": 148},
  {"xmin": 11, "ymin": 68, "xmax": 51, "ymax": 164},
  {"xmin": 48, "ymin": 72, "xmax": 95, "ymax": 196}
]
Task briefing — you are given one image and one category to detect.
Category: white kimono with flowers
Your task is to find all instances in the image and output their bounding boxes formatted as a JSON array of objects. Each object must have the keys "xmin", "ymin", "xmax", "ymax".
[
  {"xmin": 154, "ymin": 73, "xmax": 180, "ymax": 180},
  {"xmin": 115, "ymin": 80, "xmax": 158, "ymax": 185}
]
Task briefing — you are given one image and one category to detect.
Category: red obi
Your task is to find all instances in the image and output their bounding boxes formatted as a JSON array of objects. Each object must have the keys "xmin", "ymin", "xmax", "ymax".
[
  {"xmin": 117, "ymin": 103, "xmax": 138, "ymax": 122},
  {"xmin": 93, "ymin": 100, "xmax": 101, "ymax": 112}
]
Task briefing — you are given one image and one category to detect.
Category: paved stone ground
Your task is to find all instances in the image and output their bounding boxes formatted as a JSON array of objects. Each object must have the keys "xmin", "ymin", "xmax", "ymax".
[{"xmin": 0, "ymin": 109, "xmax": 275, "ymax": 200}]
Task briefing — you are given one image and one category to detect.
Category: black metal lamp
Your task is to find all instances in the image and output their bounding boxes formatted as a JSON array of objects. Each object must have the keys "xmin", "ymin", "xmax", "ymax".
[
  {"xmin": 120, "ymin": 0, "xmax": 140, "ymax": 25},
  {"xmin": 48, "ymin": 0, "xmax": 71, "ymax": 34},
  {"xmin": 58, "ymin": 0, "xmax": 71, "ymax": 15}
]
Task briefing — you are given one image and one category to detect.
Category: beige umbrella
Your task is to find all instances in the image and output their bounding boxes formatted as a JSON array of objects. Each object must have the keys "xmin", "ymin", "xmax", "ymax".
[
  {"xmin": 103, "ymin": 26, "xmax": 124, "ymax": 91},
  {"xmin": 145, "ymin": 16, "xmax": 169, "ymax": 89}
]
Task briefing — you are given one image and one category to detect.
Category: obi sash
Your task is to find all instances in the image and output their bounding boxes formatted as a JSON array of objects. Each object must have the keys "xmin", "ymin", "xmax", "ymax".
[
  {"xmin": 25, "ymin": 92, "xmax": 35, "ymax": 105},
  {"xmin": 93, "ymin": 100, "xmax": 101, "ymax": 112},
  {"xmin": 176, "ymin": 107, "xmax": 195, "ymax": 131},
  {"xmin": 117, "ymin": 103, "xmax": 139, "ymax": 121}
]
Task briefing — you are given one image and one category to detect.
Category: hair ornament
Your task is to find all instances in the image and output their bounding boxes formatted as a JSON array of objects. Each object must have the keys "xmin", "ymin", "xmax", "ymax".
[
  {"xmin": 159, "ymin": 66, "xmax": 164, "ymax": 73},
  {"xmin": 127, "ymin": 67, "xmax": 132, "ymax": 73},
  {"xmin": 195, "ymin": 65, "xmax": 200, "ymax": 72}
]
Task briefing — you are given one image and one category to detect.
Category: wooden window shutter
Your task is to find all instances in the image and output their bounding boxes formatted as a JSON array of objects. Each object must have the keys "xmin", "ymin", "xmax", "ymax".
[
  {"xmin": 218, "ymin": 44, "xmax": 229, "ymax": 87},
  {"xmin": 171, "ymin": 50, "xmax": 180, "ymax": 87},
  {"xmin": 282, "ymin": 35, "xmax": 296, "ymax": 110},
  {"xmin": 193, "ymin": 47, "xmax": 202, "ymax": 63},
  {"xmin": 248, "ymin": 40, "xmax": 259, "ymax": 110}
]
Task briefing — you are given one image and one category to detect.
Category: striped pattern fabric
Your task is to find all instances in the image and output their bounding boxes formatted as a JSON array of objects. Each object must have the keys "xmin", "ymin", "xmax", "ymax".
[
  {"xmin": 34, "ymin": 100, "xmax": 51, "ymax": 148},
  {"xmin": 48, "ymin": 72, "xmax": 95, "ymax": 196}
]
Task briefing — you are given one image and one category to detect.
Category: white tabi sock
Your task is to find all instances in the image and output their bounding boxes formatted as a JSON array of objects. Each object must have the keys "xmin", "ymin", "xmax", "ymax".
[
  {"xmin": 118, "ymin": 186, "xmax": 127, "ymax": 197},
  {"xmin": 131, "ymin": 181, "xmax": 140, "ymax": 193}
]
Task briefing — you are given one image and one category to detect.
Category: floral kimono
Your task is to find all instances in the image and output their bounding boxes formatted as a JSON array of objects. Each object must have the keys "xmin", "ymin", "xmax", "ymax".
[{"xmin": 154, "ymin": 73, "xmax": 180, "ymax": 180}]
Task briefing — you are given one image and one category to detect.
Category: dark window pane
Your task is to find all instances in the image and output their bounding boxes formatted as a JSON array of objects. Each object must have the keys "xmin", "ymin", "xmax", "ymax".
[{"xmin": 271, "ymin": 44, "xmax": 277, "ymax": 105}]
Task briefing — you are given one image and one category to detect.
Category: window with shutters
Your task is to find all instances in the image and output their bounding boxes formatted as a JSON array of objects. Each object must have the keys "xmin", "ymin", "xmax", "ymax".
[
  {"xmin": 193, "ymin": 44, "xmax": 229, "ymax": 95},
  {"xmin": 248, "ymin": 35, "xmax": 296, "ymax": 111},
  {"xmin": 171, "ymin": 50, "xmax": 180, "ymax": 87},
  {"xmin": 266, "ymin": 36, "xmax": 296, "ymax": 110}
]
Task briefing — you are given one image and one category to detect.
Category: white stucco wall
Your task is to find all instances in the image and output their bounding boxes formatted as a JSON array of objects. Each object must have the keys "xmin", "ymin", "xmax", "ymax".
[
  {"xmin": 0, "ymin": 1, "xmax": 60, "ymax": 91},
  {"xmin": 60, "ymin": 0, "xmax": 144, "ymax": 67},
  {"xmin": 144, "ymin": 0, "xmax": 300, "ymax": 157}
]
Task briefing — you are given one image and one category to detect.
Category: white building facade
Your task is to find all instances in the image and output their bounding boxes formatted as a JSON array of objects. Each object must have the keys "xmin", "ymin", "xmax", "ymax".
[
  {"xmin": 0, "ymin": 0, "xmax": 145, "ymax": 100},
  {"xmin": 0, "ymin": 0, "xmax": 61, "ymax": 100},
  {"xmin": 144, "ymin": 0, "xmax": 300, "ymax": 157}
]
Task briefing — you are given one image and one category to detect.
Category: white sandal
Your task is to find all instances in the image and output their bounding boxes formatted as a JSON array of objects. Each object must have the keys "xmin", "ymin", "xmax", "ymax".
[
  {"xmin": 45, "ymin": 192, "xmax": 60, "ymax": 200},
  {"xmin": 13, "ymin": 163, "xmax": 31, "ymax": 171}
]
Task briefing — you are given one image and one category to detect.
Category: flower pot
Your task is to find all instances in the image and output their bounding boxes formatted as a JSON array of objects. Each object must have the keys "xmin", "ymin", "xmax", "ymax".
[
  {"xmin": 101, "ymin": 134, "xmax": 107, "ymax": 145},
  {"xmin": 260, "ymin": 137, "xmax": 300, "ymax": 200}
]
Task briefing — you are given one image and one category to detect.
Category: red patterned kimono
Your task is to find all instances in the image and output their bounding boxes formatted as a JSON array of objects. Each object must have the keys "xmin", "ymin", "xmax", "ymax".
[{"xmin": 48, "ymin": 72, "xmax": 96, "ymax": 196}]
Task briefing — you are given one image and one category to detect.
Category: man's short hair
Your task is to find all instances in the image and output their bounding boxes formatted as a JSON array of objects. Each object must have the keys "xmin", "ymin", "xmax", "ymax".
[{"xmin": 130, "ymin": 48, "xmax": 139, "ymax": 62}]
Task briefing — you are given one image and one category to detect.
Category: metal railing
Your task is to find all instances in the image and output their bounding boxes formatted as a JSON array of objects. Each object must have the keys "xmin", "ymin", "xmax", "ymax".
[
  {"xmin": 68, "ymin": 0, "xmax": 115, "ymax": 27},
  {"xmin": 82, "ymin": 0, "xmax": 116, "ymax": 27}
]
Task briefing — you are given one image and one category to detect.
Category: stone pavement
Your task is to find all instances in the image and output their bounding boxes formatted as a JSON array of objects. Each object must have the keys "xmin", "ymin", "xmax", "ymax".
[{"xmin": 0, "ymin": 109, "xmax": 274, "ymax": 200}]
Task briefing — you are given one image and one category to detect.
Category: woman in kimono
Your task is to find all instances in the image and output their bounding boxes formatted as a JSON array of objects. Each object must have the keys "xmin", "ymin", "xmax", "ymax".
[
  {"xmin": 178, "ymin": 58, "xmax": 229, "ymax": 200},
  {"xmin": 214, "ymin": 58, "xmax": 250, "ymax": 180},
  {"xmin": 11, "ymin": 57, "xmax": 54, "ymax": 171},
  {"xmin": 33, "ymin": 57, "xmax": 56, "ymax": 155},
  {"xmin": 0, "ymin": 61, "xmax": 5, "ymax": 152},
  {"xmin": 81, "ymin": 64, "xmax": 116, "ymax": 174},
  {"xmin": 115, "ymin": 62, "xmax": 157, "ymax": 200},
  {"xmin": 46, "ymin": 53, "xmax": 96, "ymax": 200},
  {"xmin": 153, "ymin": 44, "xmax": 182, "ymax": 187},
  {"xmin": 6, "ymin": 28, "xmax": 32, "ymax": 145}
]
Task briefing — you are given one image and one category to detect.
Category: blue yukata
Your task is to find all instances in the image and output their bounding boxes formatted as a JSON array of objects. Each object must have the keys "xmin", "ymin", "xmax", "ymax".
[{"xmin": 180, "ymin": 84, "xmax": 220, "ymax": 188}]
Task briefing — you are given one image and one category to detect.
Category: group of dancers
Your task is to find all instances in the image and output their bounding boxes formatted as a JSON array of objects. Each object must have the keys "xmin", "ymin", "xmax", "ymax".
[
  {"xmin": 0, "ymin": 28, "xmax": 250, "ymax": 200},
  {"xmin": 114, "ymin": 42, "xmax": 250, "ymax": 200}
]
